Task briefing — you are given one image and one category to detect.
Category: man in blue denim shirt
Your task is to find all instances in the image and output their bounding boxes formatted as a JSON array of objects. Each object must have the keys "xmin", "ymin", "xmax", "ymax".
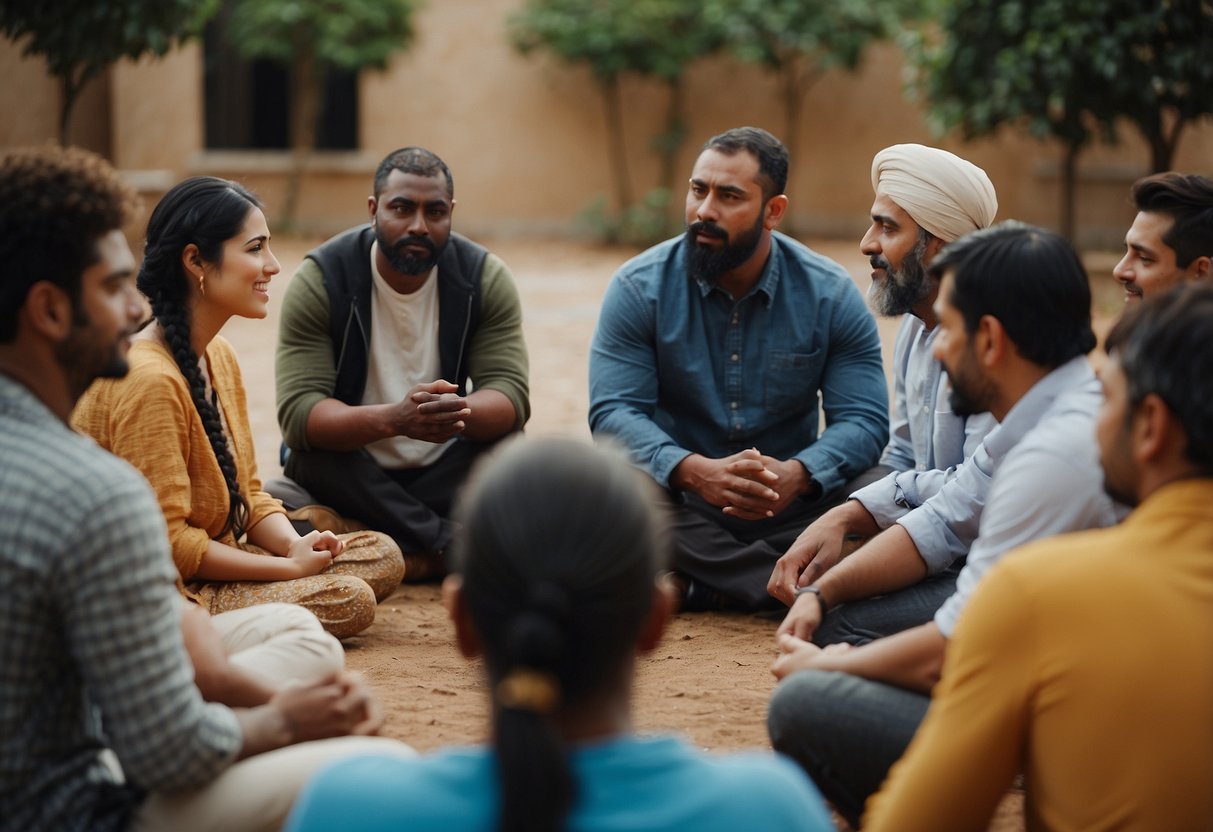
[{"xmin": 588, "ymin": 127, "xmax": 888, "ymax": 611}]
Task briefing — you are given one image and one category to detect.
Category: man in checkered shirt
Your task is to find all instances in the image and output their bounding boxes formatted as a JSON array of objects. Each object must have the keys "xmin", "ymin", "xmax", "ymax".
[{"xmin": 0, "ymin": 146, "xmax": 409, "ymax": 832}]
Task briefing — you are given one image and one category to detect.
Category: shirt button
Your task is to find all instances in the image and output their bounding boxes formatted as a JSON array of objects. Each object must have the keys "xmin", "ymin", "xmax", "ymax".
[
  {"xmin": 731, "ymin": 353, "xmax": 739, "ymax": 362},
  {"xmin": 730, "ymin": 402, "xmax": 738, "ymax": 410}
]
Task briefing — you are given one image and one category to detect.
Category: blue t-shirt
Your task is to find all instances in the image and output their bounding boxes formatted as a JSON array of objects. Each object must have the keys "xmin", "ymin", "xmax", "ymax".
[{"xmin": 286, "ymin": 735, "xmax": 833, "ymax": 831}]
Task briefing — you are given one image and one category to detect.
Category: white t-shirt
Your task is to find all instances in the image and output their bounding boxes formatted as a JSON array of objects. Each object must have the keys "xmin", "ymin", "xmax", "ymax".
[{"xmin": 361, "ymin": 244, "xmax": 452, "ymax": 469}]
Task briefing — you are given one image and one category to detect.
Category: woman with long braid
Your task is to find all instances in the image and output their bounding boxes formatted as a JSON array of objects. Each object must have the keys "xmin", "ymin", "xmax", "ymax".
[
  {"xmin": 287, "ymin": 438, "xmax": 832, "ymax": 832},
  {"xmin": 75, "ymin": 177, "xmax": 403, "ymax": 638}
]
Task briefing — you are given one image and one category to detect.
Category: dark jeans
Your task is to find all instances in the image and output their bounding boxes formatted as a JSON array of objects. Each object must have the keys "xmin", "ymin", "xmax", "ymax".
[
  {"xmin": 281, "ymin": 439, "xmax": 498, "ymax": 554},
  {"xmin": 768, "ymin": 669, "xmax": 929, "ymax": 827},
  {"xmin": 668, "ymin": 466, "xmax": 892, "ymax": 611},
  {"xmin": 812, "ymin": 562, "xmax": 962, "ymax": 647}
]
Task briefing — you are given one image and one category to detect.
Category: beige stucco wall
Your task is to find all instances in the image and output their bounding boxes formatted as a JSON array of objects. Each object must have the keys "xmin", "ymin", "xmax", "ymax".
[{"xmin": 4, "ymin": 0, "xmax": 1212, "ymax": 247}]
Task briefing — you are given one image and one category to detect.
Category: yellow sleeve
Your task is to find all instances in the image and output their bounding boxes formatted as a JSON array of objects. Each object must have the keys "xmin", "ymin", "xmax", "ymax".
[{"xmin": 863, "ymin": 560, "xmax": 1038, "ymax": 831}]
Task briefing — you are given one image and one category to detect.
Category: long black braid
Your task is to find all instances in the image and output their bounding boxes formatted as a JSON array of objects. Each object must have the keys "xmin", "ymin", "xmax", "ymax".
[{"xmin": 139, "ymin": 176, "xmax": 261, "ymax": 540}]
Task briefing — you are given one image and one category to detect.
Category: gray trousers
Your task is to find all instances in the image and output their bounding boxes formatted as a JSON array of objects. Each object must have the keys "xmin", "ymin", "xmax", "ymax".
[
  {"xmin": 768, "ymin": 562, "xmax": 961, "ymax": 823},
  {"xmin": 768, "ymin": 670, "xmax": 929, "ymax": 827}
]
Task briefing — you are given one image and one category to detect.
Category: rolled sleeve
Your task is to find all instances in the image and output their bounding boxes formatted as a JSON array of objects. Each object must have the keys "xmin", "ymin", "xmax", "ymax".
[
  {"xmin": 466, "ymin": 254, "xmax": 530, "ymax": 430},
  {"xmin": 276, "ymin": 260, "xmax": 338, "ymax": 452},
  {"xmin": 896, "ymin": 437, "xmax": 998, "ymax": 574}
]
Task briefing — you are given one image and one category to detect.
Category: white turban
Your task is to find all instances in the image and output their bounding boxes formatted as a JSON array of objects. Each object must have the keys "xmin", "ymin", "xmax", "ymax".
[{"xmin": 871, "ymin": 144, "xmax": 998, "ymax": 242}]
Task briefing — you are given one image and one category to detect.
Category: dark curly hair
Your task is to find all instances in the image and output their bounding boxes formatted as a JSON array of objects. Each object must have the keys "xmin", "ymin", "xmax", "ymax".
[
  {"xmin": 0, "ymin": 146, "xmax": 138, "ymax": 342},
  {"xmin": 140, "ymin": 176, "xmax": 261, "ymax": 540}
]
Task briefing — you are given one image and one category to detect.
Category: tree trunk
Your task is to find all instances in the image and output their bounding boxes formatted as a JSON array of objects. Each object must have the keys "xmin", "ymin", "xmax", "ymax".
[
  {"xmin": 656, "ymin": 77, "xmax": 686, "ymax": 234},
  {"xmin": 59, "ymin": 67, "xmax": 87, "ymax": 147},
  {"xmin": 1060, "ymin": 142, "xmax": 1078, "ymax": 243},
  {"xmin": 1148, "ymin": 114, "xmax": 1185, "ymax": 173},
  {"xmin": 282, "ymin": 42, "xmax": 321, "ymax": 232},
  {"xmin": 599, "ymin": 75, "xmax": 633, "ymax": 214}
]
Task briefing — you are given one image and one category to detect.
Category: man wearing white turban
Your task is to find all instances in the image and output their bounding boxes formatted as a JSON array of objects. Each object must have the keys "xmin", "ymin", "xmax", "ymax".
[{"xmin": 769, "ymin": 144, "xmax": 998, "ymax": 611}]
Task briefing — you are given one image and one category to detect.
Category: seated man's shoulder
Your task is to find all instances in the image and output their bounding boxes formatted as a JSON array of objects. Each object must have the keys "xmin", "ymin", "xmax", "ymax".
[{"xmin": 615, "ymin": 235, "xmax": 685, "ymax": 282}]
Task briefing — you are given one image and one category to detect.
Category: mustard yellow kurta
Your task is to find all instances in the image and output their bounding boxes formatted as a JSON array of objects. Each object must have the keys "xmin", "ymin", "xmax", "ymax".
[
  {"xmin": 74, "ymin": 337, "xmax": 402, "ymax": 637},
  {"xmin": 864, "ymin": 479, "xmax": 1213, "ymax": 831}
]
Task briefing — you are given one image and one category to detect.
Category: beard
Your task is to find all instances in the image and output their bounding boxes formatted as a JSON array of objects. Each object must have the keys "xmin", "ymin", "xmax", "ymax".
[
  {"xmin": 944, "ymin": 350, "xmax": 996, "ymax": 418},
  {"xmin": 684, "ymin": 214, "xmax": 764, "ymax": 286},
  {"xmin": 868, "ymin": 236, "xmax": 931, "ymax": 317},
  {"xmin": 57, "ymin": 318, "xmax": 131, "ymax": 401},
  {"xmin": 377, "ymin": 225, "xmax": 443, "ymax": 275}
]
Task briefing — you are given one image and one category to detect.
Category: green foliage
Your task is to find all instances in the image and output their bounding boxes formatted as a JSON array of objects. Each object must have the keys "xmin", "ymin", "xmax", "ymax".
[
  {"xmin": 0, "ymin": 0, "xmax": 216, "ymax": 141},
  {"xmin": 906, "ymin": 0, "xmax": 1213, "ymax": 169},
  {"xmin": 576, "ymin": 187, "xmax": 676, "ymax": 246},
  {"xmin": 0, "ymin": 0, "xmax": 214, "ymax": 84},
  {"xmin": 224, "ymin": 0, "xmax": 418, "ymax": 71},
  {"xmin": 705, "ymin": 0, "xmax": 901, "ymax": 78},
  {"xmin": 509, "ymin": 0, "xmax": 723, "ymax": 83}
]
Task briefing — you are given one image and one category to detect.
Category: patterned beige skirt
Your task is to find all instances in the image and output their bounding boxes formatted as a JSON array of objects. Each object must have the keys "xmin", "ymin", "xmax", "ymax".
[{"xmin": 189, "ymin": 531, "xmax": 404, "ymax": 639}]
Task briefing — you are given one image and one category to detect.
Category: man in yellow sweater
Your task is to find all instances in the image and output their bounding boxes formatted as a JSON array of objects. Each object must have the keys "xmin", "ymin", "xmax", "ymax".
[{"xmin": 864, "ymin": 282, "xmax": 1213, "ymax": 830}]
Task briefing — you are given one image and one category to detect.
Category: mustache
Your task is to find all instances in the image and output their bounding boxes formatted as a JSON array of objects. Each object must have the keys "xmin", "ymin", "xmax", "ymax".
[
  {"xmin": 870, "ymin": 255, "xmax": 891, "ymax": 271},
  {"xmin": 688, "ymin": 220, "xmax": 728, "ymax": 242},
  {"xmin": 392, "ymin": 235, "xmax": 436, "ymax": 255}
]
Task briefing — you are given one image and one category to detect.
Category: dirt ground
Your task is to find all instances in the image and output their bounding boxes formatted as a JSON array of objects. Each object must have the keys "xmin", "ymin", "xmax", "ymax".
[{"xmin": 222, "ymin": 233, "xmax": 1124, "ymax": 829}]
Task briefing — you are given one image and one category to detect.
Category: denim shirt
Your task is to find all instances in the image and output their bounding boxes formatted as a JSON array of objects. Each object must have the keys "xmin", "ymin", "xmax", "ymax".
[{"xmin": 588, "ymin": 231, "xmax": 888, "ymax": 494}]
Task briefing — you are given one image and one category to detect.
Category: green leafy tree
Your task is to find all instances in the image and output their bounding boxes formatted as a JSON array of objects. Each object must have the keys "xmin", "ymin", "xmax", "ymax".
[
  {"xmin": 908, "ymin": 0, "xmax": 1213, "ymax": 241},
  {"xmin": 0, "ymin": 0, "xmax": 215, "ymax": 145},
  {"xmin": 705, "ymin": 0, "xmax": 900, "ymax": 205},
  {"xmin": 223, "ymin": 0, "xmax": 419, "ymax": 227},
  {"xmin": 1088, "ymin": 1, "xmax": 1213, "ymax": 174},
  {"xmin": 511, "ymin": 0, "xmax": 722, "ymax": 238}
]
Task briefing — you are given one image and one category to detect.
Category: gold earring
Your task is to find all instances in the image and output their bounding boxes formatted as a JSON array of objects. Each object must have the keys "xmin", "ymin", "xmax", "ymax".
[{"xmin": 196, "ymin": 272, "xmax": 206, "ymax": 296}]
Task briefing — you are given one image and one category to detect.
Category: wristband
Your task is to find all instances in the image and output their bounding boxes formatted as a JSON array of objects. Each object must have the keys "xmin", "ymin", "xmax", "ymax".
[{"xmin": 795, "ymin": 584, "xmax": 829, "ymax": 619}]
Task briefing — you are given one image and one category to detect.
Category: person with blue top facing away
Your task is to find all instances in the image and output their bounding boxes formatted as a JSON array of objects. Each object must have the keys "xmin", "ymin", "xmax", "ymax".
[
  {"xmin": 286, "ymin": 437, "xmax": 833, "ymax": 832},
  {"xmin": 589, "ymin": 126, "xmax": 888, "ymax": 612}
]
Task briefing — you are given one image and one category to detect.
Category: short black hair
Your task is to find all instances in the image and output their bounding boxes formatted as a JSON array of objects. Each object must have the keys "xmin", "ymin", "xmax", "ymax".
[
  {"xmin": 0, "ymin": 147, "xmax": 137, "ymax": 342},
  {"xmin": 702, "ymin": 126, "xmax": 788, "ymax": 202},
  {"xmin": 1130, "ymin": 172, "xmax": 1213, "ymax": 268},
  {"xmin": 1105, "ymin": 282, "xmax": 1213, "ymax": 473},
  {"xmin": 928, "ymin": 221, "xmax": 1096, "ymax": 369},
  {"xmin": 374, "ymin": 147, "xmax": 453, "ymax": 199}
]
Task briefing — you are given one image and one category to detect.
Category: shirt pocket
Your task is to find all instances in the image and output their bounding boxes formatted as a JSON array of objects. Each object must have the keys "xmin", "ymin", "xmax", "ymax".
[{"xmin": 764, "ymin": 349, "xmax": 824, "ymax": 417}]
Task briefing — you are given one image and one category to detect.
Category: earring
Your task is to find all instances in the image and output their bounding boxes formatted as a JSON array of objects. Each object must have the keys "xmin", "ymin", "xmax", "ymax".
[{"xmin": 196, "ymin": 271, "xmax": 206, "ymax": 296}]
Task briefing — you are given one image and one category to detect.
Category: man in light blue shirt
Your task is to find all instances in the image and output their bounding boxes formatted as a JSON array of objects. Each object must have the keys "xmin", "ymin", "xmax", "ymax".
[
  {"xmin": 589, "ymin": 127, "xmax": 888, "ymax": 611},
  {"xmin": 766, "ymin": 223, "xmax": 1121, "ymax": 826},
  {"xmin": 768, "ymin": 144, "xmax": 999, "ymax": 608}
]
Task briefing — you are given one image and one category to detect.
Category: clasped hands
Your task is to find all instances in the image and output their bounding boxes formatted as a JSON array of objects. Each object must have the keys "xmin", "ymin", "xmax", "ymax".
[
  {"xmin": 680, "ymin": 448, "xmax": 810, "ymax": 521},
  {"xmin": 390, "ymin": 379, "xmax": 471, "ymax": 443}
]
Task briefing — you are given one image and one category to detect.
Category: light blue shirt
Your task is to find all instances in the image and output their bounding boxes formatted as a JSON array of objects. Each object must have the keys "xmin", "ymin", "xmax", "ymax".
[
  {"xmin": 588, "ymin": 232, "xmax": 888, "ymax": 494},
  {"xmin": 851, "ymin": 315, "xmax": 996, "ymax": 527},
  {"xmin": 932, "ymin": 356, "xmax": 1123, "ymax": 635},
  {"xmin": 285, "ymin": 735, "xmax": 834, "ymax": 832}
]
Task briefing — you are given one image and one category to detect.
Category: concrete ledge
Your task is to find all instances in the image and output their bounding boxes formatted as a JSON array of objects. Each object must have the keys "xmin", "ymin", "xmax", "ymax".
[{"xmin": 188, "ymin": 150, "xmax": 380, "ymax": 175}]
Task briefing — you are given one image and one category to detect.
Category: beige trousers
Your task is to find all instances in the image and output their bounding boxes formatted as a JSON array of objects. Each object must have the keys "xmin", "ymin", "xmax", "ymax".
[
  {"xmin": 131, "ymin": 736, "xmax": 416, "ymax": 832},
  {"xmin": 211, "ymin": 602, "xmax": 345, "ymax": 686}
]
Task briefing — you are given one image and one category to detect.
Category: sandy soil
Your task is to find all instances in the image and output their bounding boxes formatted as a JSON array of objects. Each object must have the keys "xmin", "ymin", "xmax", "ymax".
[{"xmin": 222, "ymin": 234, "xmax": 1124, "ymax": 829}]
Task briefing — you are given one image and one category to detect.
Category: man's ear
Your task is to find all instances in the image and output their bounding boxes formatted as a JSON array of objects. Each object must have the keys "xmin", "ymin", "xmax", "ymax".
[
  {"xmin": 923, "ymin": 234, "xmax": 946, "ymax": 266},
  {"xmin": 974, "ymin": 314, "xmax": 1008, "ymax": 368},
  {"xmin": 367, "ymin": 195, "xmax": 378, "ymax": 221},
  {"xmin": 21, "ymin": 281, "xmax": 74, "ymax": 341},
  {"xmin": 443, "ymin": 574, "xmax": 482, "ymax": 659},
  {"xmin": 1187, "ymin": 254, "xmax": 1211, "ymax": 282},
  {"xmin": 636, "ymin": 576, "xmax": 677, "ymax": 655},
  {"xmin": 1132, "ymin": 392, "xmax": 1174, "ymax": 466},
  {"xmin": 764, "ymin": 194, "xmax": 789, "ymax": 230}
]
